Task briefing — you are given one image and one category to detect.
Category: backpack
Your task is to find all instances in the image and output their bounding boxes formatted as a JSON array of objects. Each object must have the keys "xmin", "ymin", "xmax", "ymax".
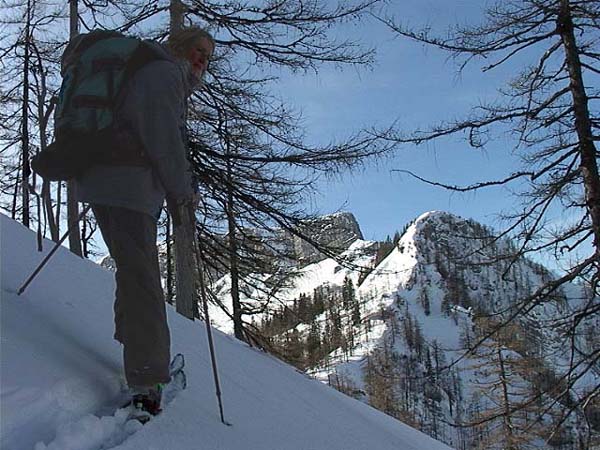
[{"xmin": 32, "ymin": 30, "xmax": 163, "ymax": 181}]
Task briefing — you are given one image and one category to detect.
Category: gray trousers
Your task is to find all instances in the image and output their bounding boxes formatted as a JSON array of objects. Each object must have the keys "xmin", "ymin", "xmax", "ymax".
[{"xmin": 92, "ymin": 204, "xmax": 171, "ymax": 387}]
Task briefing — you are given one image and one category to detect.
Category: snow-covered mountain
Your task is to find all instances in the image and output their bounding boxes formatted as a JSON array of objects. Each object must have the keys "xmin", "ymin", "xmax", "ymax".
[
  {"xmin": 0, "ymin": 212, "xmax": 455, "ymax": 450},
  {"xmin": 213, "ymin": 210, "xmax": 597, "ymax": 449}
]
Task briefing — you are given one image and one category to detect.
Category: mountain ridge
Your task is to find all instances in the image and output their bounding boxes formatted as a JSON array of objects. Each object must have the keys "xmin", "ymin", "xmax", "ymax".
[
  {"xmin": 217, "ymin": 209, "xmax": 594, "ymax": 449},
  {"xmin": 94, "ymin": 208, "xmax": 595, "ymax": 448}
]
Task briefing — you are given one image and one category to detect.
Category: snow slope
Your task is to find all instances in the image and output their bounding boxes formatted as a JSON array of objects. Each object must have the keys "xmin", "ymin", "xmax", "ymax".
[
  {"xmin": 0, "ymin": 213, "xmax": 453, "ymax": 450},
  {"xmin": 210, "ymin": 238, "xmax": 378, "ymax": 335}
]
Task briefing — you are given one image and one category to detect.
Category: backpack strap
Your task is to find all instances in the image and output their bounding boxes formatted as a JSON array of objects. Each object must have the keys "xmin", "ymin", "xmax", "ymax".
[{"xmin": 114, "ymin": 41, "xmax": 163, "ymax": 108}]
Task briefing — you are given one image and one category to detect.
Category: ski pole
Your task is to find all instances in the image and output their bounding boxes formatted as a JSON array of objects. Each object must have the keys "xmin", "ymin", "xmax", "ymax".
[
  {"xmin": 184, "ymin": 205, "xmax": 230, "ymax": 426},
  {"xmin": 17, "ymin": 203, "xmax": 92, "ymax": 296}
]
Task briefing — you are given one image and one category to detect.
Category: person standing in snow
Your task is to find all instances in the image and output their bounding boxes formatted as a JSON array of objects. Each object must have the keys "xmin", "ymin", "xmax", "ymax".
[{"xmin": 75, "ymin": 27, "xmax": 214, "ymax": 414}]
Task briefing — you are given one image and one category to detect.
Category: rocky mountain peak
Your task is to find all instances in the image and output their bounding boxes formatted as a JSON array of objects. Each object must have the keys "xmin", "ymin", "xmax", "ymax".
[{"xmin": 290, "ymin": 211, "xmax": 364, "ymax": 265}]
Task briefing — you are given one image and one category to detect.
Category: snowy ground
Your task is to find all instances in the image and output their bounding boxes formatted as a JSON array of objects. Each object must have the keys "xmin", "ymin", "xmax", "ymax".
[{"xmin": 1, "ymin": 213, "xmax": 453, "ymax": 450}]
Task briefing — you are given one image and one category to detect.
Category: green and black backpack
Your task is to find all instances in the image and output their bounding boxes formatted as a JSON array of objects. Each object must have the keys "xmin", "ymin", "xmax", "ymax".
[{"xmin": 32, "ymin": 30, "xmax": 164, "ymax": 181}]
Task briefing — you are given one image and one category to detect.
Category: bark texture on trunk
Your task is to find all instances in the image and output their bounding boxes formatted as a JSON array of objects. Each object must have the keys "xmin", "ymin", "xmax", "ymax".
[
  {"xmin": 226, "ymin": 169, "xmax": 244, "ymax": 341},
  {"xmin": 67, "ymin": 0, "xmax": 83, "ymax": 256},
  {"xmin": 558, "ymin": 0, "xmax": 600, "ymax": 265},
  {"xmin": 21, "ymin": 0, "xmax": 31, "ymax": 227},
  {"xmin": 174, "ymin": 204, "xmax": 199, "ymax": 320}
]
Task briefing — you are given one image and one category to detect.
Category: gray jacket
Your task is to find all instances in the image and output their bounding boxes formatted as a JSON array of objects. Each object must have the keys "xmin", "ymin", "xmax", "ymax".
[{"xmin": 76, "ymin": 42, "xmax": 195, "ymax": 217}]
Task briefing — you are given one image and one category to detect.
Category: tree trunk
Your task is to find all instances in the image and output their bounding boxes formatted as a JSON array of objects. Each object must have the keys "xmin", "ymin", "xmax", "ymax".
[
  {"xmin": 34, "ymin": 40, "xmax": 59, "ymax": 242},
  {"xmin": 174, "ymin": 204, "xmax": 198, "ymax": 319},
  {"xmin": 56, "ymin": 181, "xmax": 62, "ymax": 236},
  {"xmin": 20, "ymin": 0, "xmax": 31, "ymax": 227},
  {"xmin": 498, "ymin": 348, "xmax": 517, "ymax": 450},
  {"xmin": 226, "ymin": 155, "xmax": 244, "ymax": 341},
  {"xmin": 169, "ymin": 0, "xmax": 198, "ymax": 321},
  {"xmin": 166, "ymin": 213, "xmax": 174, "ymax": 304},
  {"xmin": 81, "ymin": 211, "xmax": 88, "ymax": 257},
  {"xmin": 12, "ymin": 165, "xmax": 20, "ymax": 220},
  {"xmin": 558, "ymin": 0, "xmax": 600, "ymax": 263},
  {"xmin": 170, "ymin": 0, "xmax": 186, "ymax": 34},
  {"xmin": 67, "ymin": 0, "xmax": 83, "ymax": 256}
]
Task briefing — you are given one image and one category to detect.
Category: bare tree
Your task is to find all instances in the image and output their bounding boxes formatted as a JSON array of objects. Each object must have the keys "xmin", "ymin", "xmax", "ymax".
[
  {"xmin": 66, "ymin": 0, "xmax": 83, "ymax": 256},
  {"xmin": 20, "ymin": 0, "xmax": 32, "ymax": 228},
  {"xmin": 1, "ymin": 0, "xmax": 392, "ymax": 338},
  {"xmin": 376, "ymin": 0, "xmax": 599, "ymax": 443},
  {"xmin": 0, "ymin": 0, "xmax": 65, "ymax": 236},
  {"xmin": 168, "ymin": 0, "xmax": 393, "ymax": 339}
]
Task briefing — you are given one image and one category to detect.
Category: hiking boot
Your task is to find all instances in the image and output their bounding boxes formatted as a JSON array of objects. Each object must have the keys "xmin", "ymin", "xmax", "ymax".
[{"xmin": 130, "ymin": 384, "xmax": 163, "ymax": 416}]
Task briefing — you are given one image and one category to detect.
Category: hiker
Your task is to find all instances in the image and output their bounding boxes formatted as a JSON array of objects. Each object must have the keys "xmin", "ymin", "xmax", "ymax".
[{"xmin": 75, "ymin": 27, "xmax": 215, "ymax": 414}]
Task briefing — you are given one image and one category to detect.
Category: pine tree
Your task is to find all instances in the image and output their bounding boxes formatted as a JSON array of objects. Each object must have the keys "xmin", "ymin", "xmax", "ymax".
[
  {"xmin": 284, "ymin": 329, "xmax": 304, "ymax": 366},
  {"xmin": 313, "ymin": 287, "xmax": 326, "ymax": 316},
  {"xmin": 420, "ymin": 287, "xmax": 431, "ymax": 316},
  {"xmin": 297, "ymin": 293, "xmax": 310, "ymax": 323},
  {"xmin": 466, "ymin": 321, "xmax": 544, "ymax": 450},
  {"xmin": 363, "ymin": 344, "xmax": 400, "ymax": 419},
  {"xmin": 341, "ymin": 275, "xmax": 355, "ymax": 309},
  {"xmin": 306, "ymin": 320, "xmax": 322, "ymax": 367},
  {"xmin": 352, "ymin": 299, "xmax": 361, "ymax": 327}
]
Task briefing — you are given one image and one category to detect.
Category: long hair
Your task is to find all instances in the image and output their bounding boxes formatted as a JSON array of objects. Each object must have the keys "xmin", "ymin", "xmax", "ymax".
[{"xmin": 167, "ymin": 26, "xmax": 215, "ymax": 59}]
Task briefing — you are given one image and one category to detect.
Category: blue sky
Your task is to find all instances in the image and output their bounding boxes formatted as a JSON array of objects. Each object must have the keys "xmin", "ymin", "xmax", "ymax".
[
  {"xmin": 64, "ymin": 0, "xmax": 588, "ymax": 272},
  {"xmin": 271, "ymin": 0, "xmax": 527, "ymax": 241}
]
